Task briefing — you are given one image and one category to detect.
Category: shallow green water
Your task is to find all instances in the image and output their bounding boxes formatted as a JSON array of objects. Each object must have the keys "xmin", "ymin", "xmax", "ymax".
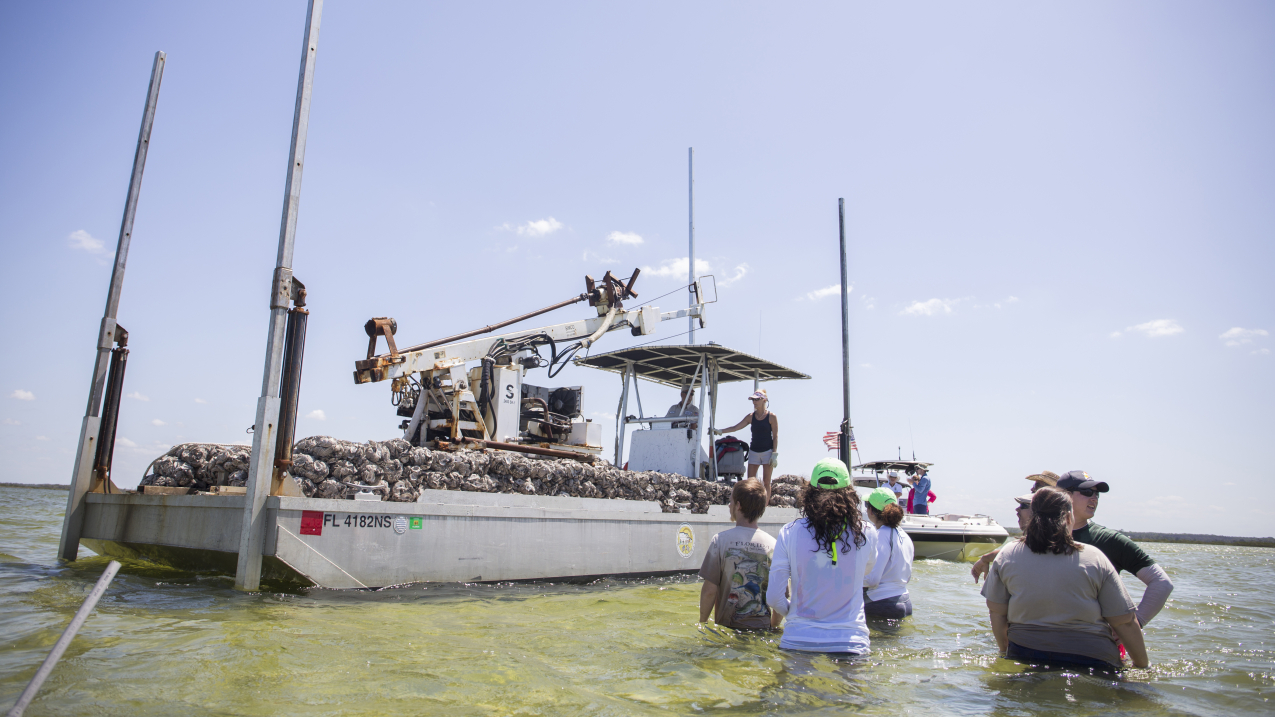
[{"xmin": 1, "ymin": 486, "xmax": 1271, "ymax": 715}]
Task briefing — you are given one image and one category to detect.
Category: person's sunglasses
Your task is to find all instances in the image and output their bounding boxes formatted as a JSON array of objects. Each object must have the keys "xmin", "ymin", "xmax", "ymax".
[
  {"xmin": 1014, "ymin": 504, "xmax": 1028, "ymax": 512},
  {"xmin": 1070, "ymin": 488, "xmax": 1099, "ymax": 498}
]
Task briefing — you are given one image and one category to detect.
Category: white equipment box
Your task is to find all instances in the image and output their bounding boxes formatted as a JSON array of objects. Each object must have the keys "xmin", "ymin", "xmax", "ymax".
[
  {"xmin": 627, "ymin": 429, "xmax": 709, "ymax": 479},
  {"xmin": 568, "ymin": 421, "xmax": 602, "ymax": 448}
]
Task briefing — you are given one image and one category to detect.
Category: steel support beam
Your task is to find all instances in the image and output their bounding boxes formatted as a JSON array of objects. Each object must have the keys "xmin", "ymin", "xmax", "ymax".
[
  {"xmin": 236, "ymin": 0, "xmax": 323, "ymax": 591},
  {"xmin": 60, "ymin": 51, "xmax": 165, "ymax": 562}
]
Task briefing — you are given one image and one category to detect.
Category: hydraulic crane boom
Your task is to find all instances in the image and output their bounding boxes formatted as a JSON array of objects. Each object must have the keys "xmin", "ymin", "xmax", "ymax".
[{"xmin": 352, "ymin": 270, "xmax": 708, "ymax": 452}]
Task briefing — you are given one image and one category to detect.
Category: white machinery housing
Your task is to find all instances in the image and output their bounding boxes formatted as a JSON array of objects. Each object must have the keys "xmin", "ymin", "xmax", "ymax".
[{"xmin": 353, "ymin": 270, "xmax": 711, "ymax": 458}]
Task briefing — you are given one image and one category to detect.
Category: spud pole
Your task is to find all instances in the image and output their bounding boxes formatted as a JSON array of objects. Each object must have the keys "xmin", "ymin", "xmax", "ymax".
[
  {"xmin": 59, "ymin": 51, "xmax": 165, "ymax": 562},
  {"xmin": 235, "ymin": 0, "xmax": 323, "ymax": 591},
  {"xmin": 838, "ymin": 199, "xmax": 852, "ymax": 468}
]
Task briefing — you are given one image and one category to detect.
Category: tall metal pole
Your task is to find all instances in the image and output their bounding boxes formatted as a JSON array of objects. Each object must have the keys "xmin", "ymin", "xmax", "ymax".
[
  {"xmin": 236, "ymin": 0, "xmax": 323, "ymax": 591},
  {"xmin": 838, "ymin": 199, "xmax": 852, "ymax": 468},
  {"xmin": 59, "ymin": 51, "xmax": 165, "ymax": 562},
  {"xmin": 688, "ymin": 147, "xmax": 695, "ymax": 344}
]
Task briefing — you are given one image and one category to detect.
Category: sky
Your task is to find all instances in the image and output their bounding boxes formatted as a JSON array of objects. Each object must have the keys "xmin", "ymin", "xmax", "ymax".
[{"xmin": 1, "ymin": 1, "xmax": 1272, "ymax": 536}]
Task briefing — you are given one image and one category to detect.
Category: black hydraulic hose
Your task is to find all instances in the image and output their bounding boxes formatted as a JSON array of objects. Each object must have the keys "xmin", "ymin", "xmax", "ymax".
[
  {"xmin": 477, "ymin": 357, "xmax": 496, "ymax": 434},
  {"xmin": 274, "ymin": 308, "xmax": 309, "ymax": 473},
  {"xmin": 92, "ymin": 346, "xmax": 129, "ymax": 492}
]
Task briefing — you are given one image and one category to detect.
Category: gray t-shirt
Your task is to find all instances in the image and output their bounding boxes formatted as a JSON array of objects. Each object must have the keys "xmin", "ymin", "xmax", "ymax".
[
  {"xmin": 698, "ymin": 526, "xmax": 777, "ymax": 630},
  {"xmin": 981, "ymin": 540, "xmax": 1136, "ymax": 665}
]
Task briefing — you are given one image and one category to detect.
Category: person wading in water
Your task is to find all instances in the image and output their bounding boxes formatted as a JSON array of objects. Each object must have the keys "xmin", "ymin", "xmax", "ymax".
[
  {"xmin": 765, "ymin": 458, "xmax": 877, "ymax": 655},
  {"xmin": 714, "ymin": 389, "xmax": 780, "ymax": 498}
]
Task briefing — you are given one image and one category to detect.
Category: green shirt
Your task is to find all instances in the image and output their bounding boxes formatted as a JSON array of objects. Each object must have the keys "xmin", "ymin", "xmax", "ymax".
[{"xmin": 1072, "ymin": 521, "xmax": 1155, "ymax": 576}]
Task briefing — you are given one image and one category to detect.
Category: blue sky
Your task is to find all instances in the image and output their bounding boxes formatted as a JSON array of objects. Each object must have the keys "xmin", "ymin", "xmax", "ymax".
[{"xmin": 1, "ymin": 1, "xmax": 1272, "ymax": 536}]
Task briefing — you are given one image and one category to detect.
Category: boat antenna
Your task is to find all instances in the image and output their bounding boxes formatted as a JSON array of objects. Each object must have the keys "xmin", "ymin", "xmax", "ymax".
[
  {"xmin": 688, "ymin": 147, "xmax": 695, "ymax": 344},
  {"xmin": 909, "ymin": 418, "xmax": 915, "ymax": 460}
]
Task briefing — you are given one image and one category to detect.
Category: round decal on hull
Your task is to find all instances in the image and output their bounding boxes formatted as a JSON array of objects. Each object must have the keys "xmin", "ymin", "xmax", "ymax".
[
  {"xmin": 394, "ymin": 516, "xmax": 408, "ymax": 535},
  {"xmin": 676, "ymin": 524, "xmax": 695, "ymax": 558}
]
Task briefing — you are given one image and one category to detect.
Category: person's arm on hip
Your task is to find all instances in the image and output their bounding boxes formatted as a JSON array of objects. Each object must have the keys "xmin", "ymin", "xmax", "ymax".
[{"xmin": 1133, "ymin": 564, "xmax": 1174, "ymax": 626}]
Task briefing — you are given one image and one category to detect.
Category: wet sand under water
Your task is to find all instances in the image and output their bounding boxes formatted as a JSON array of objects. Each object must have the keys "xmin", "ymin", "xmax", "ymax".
[{"xmin": 1, "ymin": 486, "xmax": 1271, "ymax": 715}]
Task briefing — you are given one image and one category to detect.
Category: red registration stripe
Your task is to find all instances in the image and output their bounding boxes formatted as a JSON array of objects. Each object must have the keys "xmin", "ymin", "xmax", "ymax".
[{"xmin": 300, "ymin": 510, "xmax": 324, "ymax": 535}]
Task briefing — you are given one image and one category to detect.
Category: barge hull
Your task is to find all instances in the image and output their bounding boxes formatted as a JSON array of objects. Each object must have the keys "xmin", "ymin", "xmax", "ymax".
[{"xmin": 79, "ymin": 491, "xmax": 801, "ymax": 588}]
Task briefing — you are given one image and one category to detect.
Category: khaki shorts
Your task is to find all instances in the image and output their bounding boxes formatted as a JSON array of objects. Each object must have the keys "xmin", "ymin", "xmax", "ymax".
[{"xmin": 748, "ymin": 449, "xmax": 773, "ymax": 466}]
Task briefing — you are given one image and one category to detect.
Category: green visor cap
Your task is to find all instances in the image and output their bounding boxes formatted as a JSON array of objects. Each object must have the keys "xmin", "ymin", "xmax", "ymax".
[
  {"xmin": 867, "ymin": 487, "xmax": 898, "ymax": 511},
  {"xmin": 810, "ymin": 458, "xmax": 850, "ymax": 490}
]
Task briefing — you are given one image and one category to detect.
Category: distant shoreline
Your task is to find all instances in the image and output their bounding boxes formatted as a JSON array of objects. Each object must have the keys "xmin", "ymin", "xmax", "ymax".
[
  {"xmin": 1, "ymin": 482, "xmax": 1270, "ymax": 547},
  {"xmin": 1003, "ymin": 526, "xmax": 1274, "ymax": 549}
]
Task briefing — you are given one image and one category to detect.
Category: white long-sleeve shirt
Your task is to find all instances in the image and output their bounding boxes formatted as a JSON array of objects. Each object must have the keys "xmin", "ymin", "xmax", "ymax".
[
  {"xmin": 766, "ymin": 518, "xmax": 877, "ymax": 654},
  {"xmin": 863, "ymin": 524, "xmax": 914, "ymax": 602}
]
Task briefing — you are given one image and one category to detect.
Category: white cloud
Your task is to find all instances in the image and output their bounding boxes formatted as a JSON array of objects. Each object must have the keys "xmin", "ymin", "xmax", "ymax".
[
  {"xmin": 10, "ymin": 390, "xmax": 34, "ymax": 401},
  {"xmin": 859, "ymin": 363, "xmax": 873, "ymax": 369},
  {"xmin": 1120, "ymin": 319, "xmax": 1184, "ymax": 338},
  {"xmin": 151, "ymin": 419, "xmax": 166, "ymax": 426},
  {"xmin": 642, "ymin": 257, "xmax": 749, "ymax": 287},
  {"xmin": 118, "ymin": 437, "xmax": 138, "ymax": 448},
  {"xmin": 803, "ymin": 284, "xmax": 847, "ymax": 301},
  {"xmin": 581, "ymin": 249, "xmax": 618, "ymax": 265},
  {"xmin": 1219, "ymin": 327, "xmax": 1268, "ymax": 347},
  {"xmin": 715, "ymin": 264, "xmax": 749, "ymax": 287},
  {"xmin": 992, "ymin": 296, "xmax": 1020, "ymax": 309},
  {"xmin": 36, "ymin": 435, "xmax": 49, "ymax": 441},
  {"xmin": 901, "ymin": 298, "xmax": 959, "ymax": 316},
  {"xmin": 1, "ymin": 418, "xmax": 19, "ymax": 425},
  {"xmin": 1254, "ymin": 348, "xmax": 1271, "ymax": 356},
  {"xmin": 861, "ymin": 295, "xmax": 877, "ymax": 310},
  {"xmin": 126, "ymin": 391, "xmax": 149, "ymax": 402},
  {"xmin": 643, "ymin": 257, "xmax": 712, "ymax": 280},
  {"xmin": 306, "ymin": 409, "xmax": 326, "ymax": 420},
  {"xmin": 194, "ymin": 398, "xmax": 207, "ymax": 404},
  {"xmin": 499, "ymin": 217, "xmax": 563, "ymax": 238},
  {"xmin": 605, "ymin": 231, "xmax": 643, "ymax": 246},
  {"xmin": 68, "ymin": 229, "xmax": 106, "ymax": 254}
]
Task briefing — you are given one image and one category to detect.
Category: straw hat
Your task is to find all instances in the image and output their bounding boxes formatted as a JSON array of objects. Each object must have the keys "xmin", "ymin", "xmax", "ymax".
[{"xmin": 1025, "ymin": 470, "xmax": 1059, "ymax": 487}]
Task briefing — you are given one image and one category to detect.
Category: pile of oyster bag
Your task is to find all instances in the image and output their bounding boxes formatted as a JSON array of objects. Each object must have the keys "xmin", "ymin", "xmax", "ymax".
[{"xmin": 139, "ymin": 436, "xmax": 806, "ymax": 514}]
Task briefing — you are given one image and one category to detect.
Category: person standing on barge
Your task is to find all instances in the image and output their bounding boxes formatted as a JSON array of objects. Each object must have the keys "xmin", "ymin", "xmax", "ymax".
[
  {"xmin": 714, "ymin": 389, "xmax": 780, "ymax": 497},
  {"xmin": 665, "ymin": 383, "xmax": 699, "ymax": 429}
]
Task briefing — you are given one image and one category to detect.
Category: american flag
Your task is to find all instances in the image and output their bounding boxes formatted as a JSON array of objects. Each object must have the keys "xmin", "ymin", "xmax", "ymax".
[{"xmin": 822, "ymin": 429, "xmax": 858, "ymax": 451}]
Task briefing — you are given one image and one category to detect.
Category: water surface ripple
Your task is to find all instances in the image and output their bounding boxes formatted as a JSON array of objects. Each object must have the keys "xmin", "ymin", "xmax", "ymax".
[{"xmin": 1, "ymin": 486, "xmax": 1270, "ymax": 715}]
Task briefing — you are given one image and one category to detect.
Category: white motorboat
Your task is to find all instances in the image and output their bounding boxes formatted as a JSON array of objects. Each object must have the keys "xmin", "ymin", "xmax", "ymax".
[{"xmin": 852, "ymin": 460, "xmax": 1008, "ymax": 561}]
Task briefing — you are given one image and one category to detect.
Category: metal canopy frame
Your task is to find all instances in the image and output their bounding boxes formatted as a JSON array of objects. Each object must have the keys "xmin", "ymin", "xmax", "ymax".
[
  {"xmin": 576, "ymin": 344, "xmax": 808, "ymax": 388},
  {"xmin": 577, "ymin": 344, "xmax": 809, "ymax": 481},
  {"xmin": 853, "ymin": 460, "xmax": 933, "ymax": 474}
]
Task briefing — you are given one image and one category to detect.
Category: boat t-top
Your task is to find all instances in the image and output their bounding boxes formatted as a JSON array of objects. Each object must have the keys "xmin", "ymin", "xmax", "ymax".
[{"xmin": 852, "ymin": 459, "xmax": 1007, "ymax": 561}]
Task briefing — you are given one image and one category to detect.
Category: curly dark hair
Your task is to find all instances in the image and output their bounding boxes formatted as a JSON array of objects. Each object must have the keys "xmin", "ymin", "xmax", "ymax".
[
  {"xmin": 866, "ymin": 502, "xmax": 905, "ymax": 529},
  {"xmin": 1023, "ymin": 486, "xmax": 1083, "ymax": 555},
  {"xmin": 797, "ymin": 485, "xmax": 867, "ymax": 558}
]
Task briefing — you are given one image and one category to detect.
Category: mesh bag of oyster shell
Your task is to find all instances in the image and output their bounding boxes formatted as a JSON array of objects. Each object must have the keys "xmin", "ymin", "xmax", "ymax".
[
  {"xmin": 139, "ymin": 443, "xmax": 253, "ymax": 491},
  {"xmin": 138, "ymin": 436, "xmax": 742, "ymax": 513}
]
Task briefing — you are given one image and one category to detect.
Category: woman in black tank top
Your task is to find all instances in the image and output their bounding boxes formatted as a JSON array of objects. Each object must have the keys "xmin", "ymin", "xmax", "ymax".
[{"xmin": 714, "ymin": 389, "xmax": 780, "ymax": 497}]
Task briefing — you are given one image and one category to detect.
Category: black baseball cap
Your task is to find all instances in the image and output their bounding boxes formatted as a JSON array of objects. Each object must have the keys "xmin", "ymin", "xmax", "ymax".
[{"xmin": 1056, "ymin": 470, "xmax": 1109, "ymax": 493}]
